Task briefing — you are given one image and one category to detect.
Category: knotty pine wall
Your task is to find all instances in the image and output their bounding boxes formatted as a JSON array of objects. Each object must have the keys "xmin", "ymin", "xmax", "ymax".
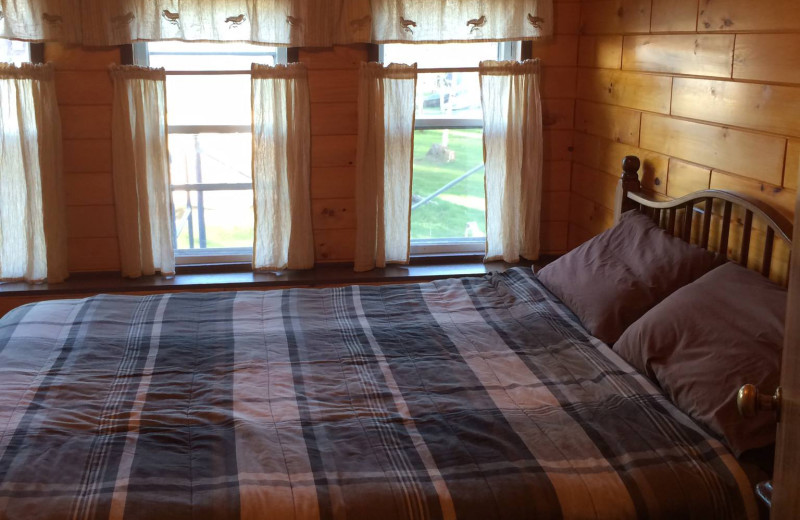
[
  {"xmin": 571, "ymin": 0, "xmax": 800, "ymax": 280},
  {"xmin": 47, "ymin": 44, "xmax": 120, "ymax": 272},
  {"xmin": 535, "ymin": 0, "xmax": 580, "ymax": 256},
  {"xmin": 43, "ymin": 2, "xmax": 579, "ymax": 273}
]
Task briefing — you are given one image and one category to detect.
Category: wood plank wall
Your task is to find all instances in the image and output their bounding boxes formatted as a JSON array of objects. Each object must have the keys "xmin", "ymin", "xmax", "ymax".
[
  {"xmin": 304, "ymin": 45, "xmax": 362, "ymax": 263},
  {"xmin": 46, "ymin": 44, "xmax": 122, "ymax": 273},
  {"xmin": 533, "ymin": 0, "xmax": 581, "ymax": 254},
  {"xmin": 572, "ymin": 0, "xmax": 800, "ymax": 277}
]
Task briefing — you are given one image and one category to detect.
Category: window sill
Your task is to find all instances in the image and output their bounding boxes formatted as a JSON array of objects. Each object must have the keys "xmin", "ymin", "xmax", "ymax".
[{"xmin": 0, "ymin": 256, "xmax": 557, "ymax": 299}]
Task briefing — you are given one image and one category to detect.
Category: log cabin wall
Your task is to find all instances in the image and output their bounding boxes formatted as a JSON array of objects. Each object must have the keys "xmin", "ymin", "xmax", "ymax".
[
  {"xmin": 531, "ymin": 0, "xmax": 581, "ymax": 255},
  {"xmin": 42, "ymin": 2, "xmax": 580, "ymax": 273},
  {"xmin": 304, "ymin": 45, "xmax": 363, "ymax": 263},
  {"xmin": 532, "ymin": 0, "xmax": 581, "ymax": 254},
  {"xmin": 47, "ymin": 44, "xmax": 121, "ymax": 273},
  {"xmin": 572, "ymin": 0, "xmax": 800, "ymax": 280}
]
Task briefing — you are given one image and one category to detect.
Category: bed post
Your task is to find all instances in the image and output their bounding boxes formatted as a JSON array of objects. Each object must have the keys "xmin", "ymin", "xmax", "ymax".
[{"xmin": 614, "ymin": 155, "xmax": 642, "ymax": 223}]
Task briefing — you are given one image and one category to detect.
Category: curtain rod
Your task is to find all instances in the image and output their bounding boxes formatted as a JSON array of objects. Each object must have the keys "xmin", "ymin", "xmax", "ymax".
[
  {"xmin": 416, "ymin": 67, "xmax": 480, "ymax": 73},
  {"xmin": 166, "ymin": 70, "xmax": 252, "ymax": 75},
  {"xmin": 164, "ymin": 66, "xmax": 482, "ymax": 76}
]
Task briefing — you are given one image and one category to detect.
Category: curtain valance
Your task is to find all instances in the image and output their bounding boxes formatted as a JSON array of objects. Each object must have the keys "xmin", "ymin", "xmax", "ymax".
[
  {"xmin": 0, "ymin": 0, "xmax": 552, "ymax": 46},
  {"xmin": 371, "ymin": 0, "xmax": 552, "ymax": 44}
]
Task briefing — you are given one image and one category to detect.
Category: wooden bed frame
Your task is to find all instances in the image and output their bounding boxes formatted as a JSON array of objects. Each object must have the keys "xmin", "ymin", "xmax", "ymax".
[
  {"xmin": 619, "ymin": 155, "xmax": 793, "ymax": 512},
  {"xmin": 617, "ymin": 155, "xmax": 794, "ymax": 282}
]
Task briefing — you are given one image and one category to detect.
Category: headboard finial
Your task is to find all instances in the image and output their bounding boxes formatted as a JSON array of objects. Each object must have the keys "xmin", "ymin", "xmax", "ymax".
[
  {"xmin": 615, "ymin": 156, "xmax": 642, "ymax": 221},
  {"xmin": 621, "ymin": 156, "xmax": 641, "ymax": 189}
]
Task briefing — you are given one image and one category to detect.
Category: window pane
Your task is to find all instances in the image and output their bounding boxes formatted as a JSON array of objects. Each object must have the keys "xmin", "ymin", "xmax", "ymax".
[
  {"xmin": 168, "ymin": 133, "xmax": 253, "ymax": 251},
  {"xmin": 145, "ymin": 41, "xmax": 278, "ymax": 258},
  {"xmin": 383, "ymin": 43, "xmax": 498, "ymax": 69},
  {"xmin": 173, "ymin": 190, "xmax": 254, "ymax": 250},
  {"xmin": 0, "ymin": 40, "xmax": 30, "ymax": 65},
  {"xmin": 147, "ymin": 41, "xmax": 277, "ymax": 71},
  {"xmin": 169, "ymin": 133, "xmax": 252, "ymax": 184},
  {"xmin": 416, "ymin": 71, "xmax": 482, "ymax": 121},
  {"xmin": 411, "ymin": 128, "xmax": 486, "ymax": 241},
  {"xmin": 166, "ymin": 74, "xmax": 251, "ymax": 126}
]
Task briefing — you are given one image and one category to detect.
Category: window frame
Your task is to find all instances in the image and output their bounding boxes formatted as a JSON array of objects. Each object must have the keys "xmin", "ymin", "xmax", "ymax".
[
  {"xmin": 133, "ymin": 42, "xmax": 287, "ymax": 265},
  {"xmin": 380, "ymin": 41, "xmax": 521, "ymax": 256}
]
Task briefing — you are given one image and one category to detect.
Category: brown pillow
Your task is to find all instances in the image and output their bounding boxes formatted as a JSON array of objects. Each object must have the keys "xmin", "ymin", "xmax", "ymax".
[
  {"xmin": 614, "ymin": 262, "xmax": 785, "ymax": 455},
  {"xmin": 536, "ymin": 210, "xmax": 716, "ymax": 344}
]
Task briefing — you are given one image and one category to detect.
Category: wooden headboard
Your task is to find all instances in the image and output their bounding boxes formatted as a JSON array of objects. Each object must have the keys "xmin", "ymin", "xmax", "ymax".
[{"xmin": 617, "ymin": 155, "xmax": 794, "ymax": 285}]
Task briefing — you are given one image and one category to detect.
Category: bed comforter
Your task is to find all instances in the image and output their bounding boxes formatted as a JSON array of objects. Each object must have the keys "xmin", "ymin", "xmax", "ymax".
[{"xmin": 0, "ymin": 268, "xmax": 756, "ymax": 519}]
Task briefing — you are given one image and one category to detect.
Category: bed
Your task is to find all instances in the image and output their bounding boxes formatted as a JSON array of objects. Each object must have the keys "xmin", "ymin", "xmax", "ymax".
[{"xmin": 0, "ymin": 157, "xmax": 790, "ymax": 519}]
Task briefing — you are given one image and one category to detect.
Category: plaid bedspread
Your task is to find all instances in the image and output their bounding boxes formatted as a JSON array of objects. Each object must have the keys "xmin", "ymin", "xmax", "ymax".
[{"xmin": 0, "ymin": 268, "xmax": 756, "ymax": 520}]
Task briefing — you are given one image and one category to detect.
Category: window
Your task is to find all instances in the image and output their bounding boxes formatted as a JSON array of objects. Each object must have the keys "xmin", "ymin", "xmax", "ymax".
[
  {"xmin": 136, "ymin": 42, "xmax": 286, "ymax": 264},
  {"xmin": 0, "ymin": 40, "xmax": 31, "ymax": 65},
  {"xmin": 382, "ymin": 42, "xmax": 519, "ymax": 255}
]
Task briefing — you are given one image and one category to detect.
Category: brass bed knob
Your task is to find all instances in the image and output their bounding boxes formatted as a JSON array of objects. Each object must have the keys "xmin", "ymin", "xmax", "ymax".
[{"xmin": 737, "ymin": 384, "xmax": 782, "ymax": 421}]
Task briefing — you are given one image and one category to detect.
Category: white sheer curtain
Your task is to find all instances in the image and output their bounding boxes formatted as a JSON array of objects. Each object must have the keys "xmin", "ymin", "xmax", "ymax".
[
  {"xmin": 480, "ymin": 59, "xmax": 543, "ymax": 263},
  {"xmin": 1, "ymin": 0, "xmax": 551, "ymax": 46},
  {"xmin": 371, "ymin": 0, "xmax": 552, "ymax": 43},
  {"xmin": 252, "ymin": 62, "xmax": 314, "ymax": 270},
  {"xmin": 110, "ymin": 65, "xmax": 174, "ymax": 278},
  {"xmin": 0, "ymin": 63, "xmax": 68, "ymax": 283},
  {"xmin": 354, "ymin": 62, "xmax": 416, "ymax": 272}
]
